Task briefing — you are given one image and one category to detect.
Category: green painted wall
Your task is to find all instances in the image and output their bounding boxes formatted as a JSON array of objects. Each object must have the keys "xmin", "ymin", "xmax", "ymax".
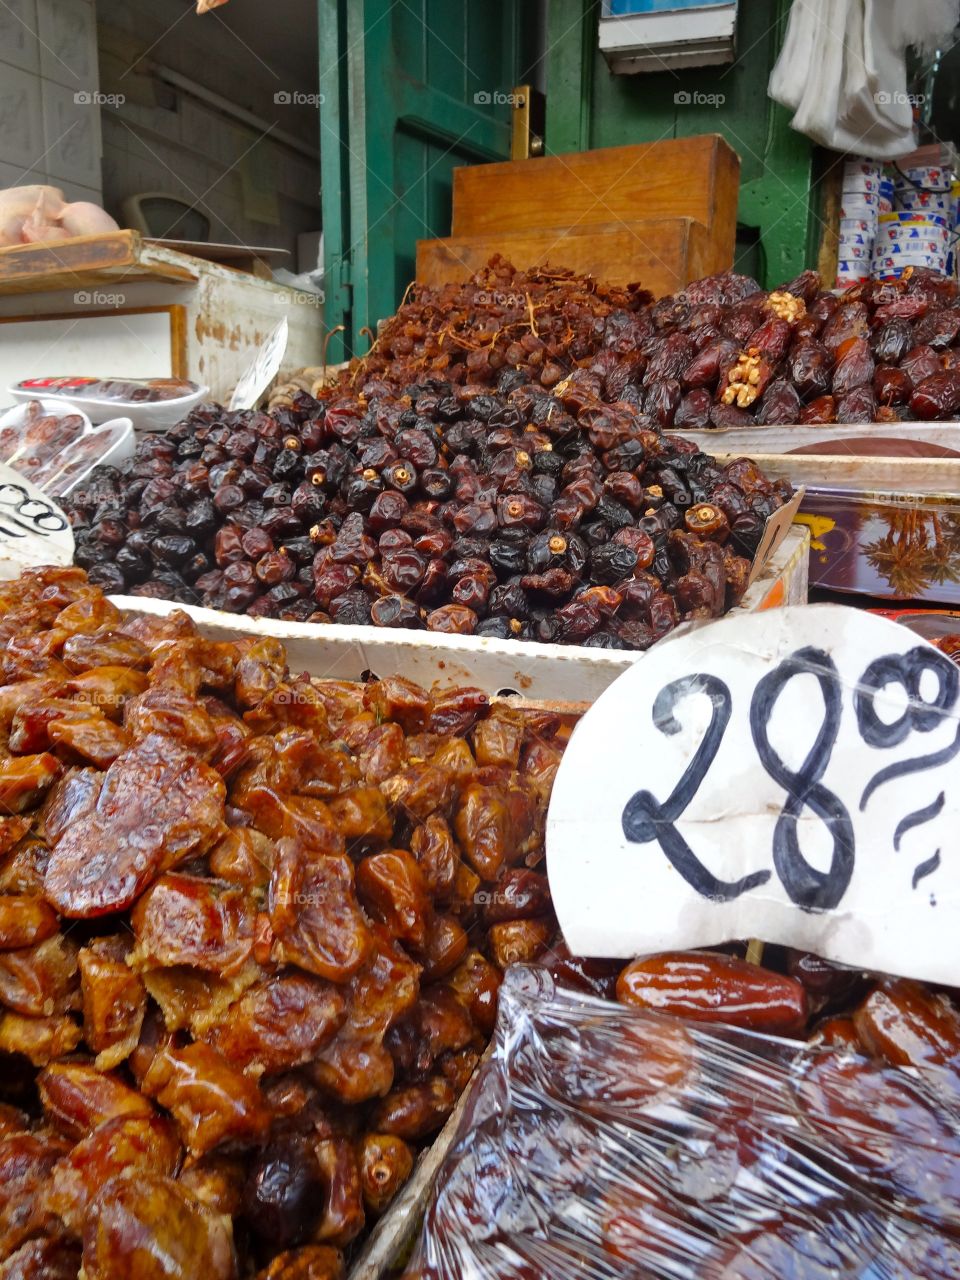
[{"xmin": 545, "ymin": 0, "xmax": 822, "ymax": 287}]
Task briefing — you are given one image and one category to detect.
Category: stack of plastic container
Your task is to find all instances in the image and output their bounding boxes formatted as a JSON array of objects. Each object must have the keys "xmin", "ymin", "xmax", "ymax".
[
  {"xmin": 837, "ymin": 159, "xmax": 882, "ymax": 288},
  {"xmin": 872, "ymin": 163, "xmax": 954, "ymax": 278}
]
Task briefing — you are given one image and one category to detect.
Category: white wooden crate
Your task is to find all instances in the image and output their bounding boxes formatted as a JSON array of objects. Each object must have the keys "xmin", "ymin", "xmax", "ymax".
[{"xmin": 111, "ymin": 526, "xmax": 809, "ymax": 703}]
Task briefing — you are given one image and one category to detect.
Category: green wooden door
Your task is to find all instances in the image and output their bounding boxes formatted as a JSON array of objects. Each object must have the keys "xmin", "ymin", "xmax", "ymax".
[{"xmin": 319, "ymin": 0, "xmax": 537, "ymax": 361}]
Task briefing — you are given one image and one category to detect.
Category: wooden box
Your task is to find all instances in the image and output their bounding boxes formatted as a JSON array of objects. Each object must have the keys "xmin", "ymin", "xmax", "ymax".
[
  {"xmin": 417, "ymin": 134, "xmax": 740, "ymax": 294},
  {"xmin": 417, "ymin": 215, "xmax": 713, "ymax": 294}
]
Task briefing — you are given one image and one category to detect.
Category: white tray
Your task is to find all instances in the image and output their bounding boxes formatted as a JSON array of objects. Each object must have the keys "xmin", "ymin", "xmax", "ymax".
[
  {"xmin": 672, "ymin": 421, "xmax": 960, "ymax": 457},
  {"xmin": 110, "ymin": 526, "xmax": 809, "ymax": 703}
]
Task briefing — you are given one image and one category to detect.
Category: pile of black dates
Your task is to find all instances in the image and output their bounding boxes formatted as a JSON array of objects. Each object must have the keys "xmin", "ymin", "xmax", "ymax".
[{"xmin": 63, "ymin": 367, "xmax": 791, "ymax": 649}]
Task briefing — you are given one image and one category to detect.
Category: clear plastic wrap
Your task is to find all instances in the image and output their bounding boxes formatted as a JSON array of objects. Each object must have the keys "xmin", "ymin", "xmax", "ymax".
[{"xmin": 405, "ymin": 966, "xmax": 960, "ymax": 1280}]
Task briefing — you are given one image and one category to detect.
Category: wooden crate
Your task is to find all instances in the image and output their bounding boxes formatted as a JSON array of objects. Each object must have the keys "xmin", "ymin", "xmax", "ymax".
[
  {"xmin": 417, "ymin": 135, "xmax": 740, "ymax": 296},
  {"xmin": 417, "ymin": 216, "xmax": 712, "ymax": 293}
]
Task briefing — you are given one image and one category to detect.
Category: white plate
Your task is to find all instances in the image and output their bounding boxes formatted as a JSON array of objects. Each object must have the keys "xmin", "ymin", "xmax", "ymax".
[{"xmin": 6, "ymin": 384, "xmax": 209, "ymax": 431}]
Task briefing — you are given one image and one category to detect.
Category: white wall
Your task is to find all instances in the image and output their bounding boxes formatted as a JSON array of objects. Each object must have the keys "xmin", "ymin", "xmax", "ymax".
[{"xmin": 0, "ymin": 0, "xmax": 103, "ymax": 202}]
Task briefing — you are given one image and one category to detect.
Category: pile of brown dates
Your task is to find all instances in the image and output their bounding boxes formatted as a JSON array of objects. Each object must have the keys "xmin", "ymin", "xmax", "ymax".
[
  {"xmin": 339, "ymin": 258, "xmax": 960, "ymax": 427},
  {"xmin": 0, "ymin": 567, "xmax": 574, "ymax": 1280}
]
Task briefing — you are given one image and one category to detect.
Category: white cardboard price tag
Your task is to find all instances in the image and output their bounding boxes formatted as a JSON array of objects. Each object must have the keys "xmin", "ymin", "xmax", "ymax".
[
  {"xmin": 546, "ymin": 604, "xmax": 960, "ymax": 985},
  {"xmin": 0, "ymin": 463, "xmax": 73, "ymax": 579},
  {"xmin": 229, "ymin": 318, "xmax": 288, "ymax": 411}
]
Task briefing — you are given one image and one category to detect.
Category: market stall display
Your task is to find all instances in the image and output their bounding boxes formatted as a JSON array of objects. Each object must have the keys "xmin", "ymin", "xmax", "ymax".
[
  {"xmin": 322, "ymin": 260, "xmax": 960, "ymax": 428},
  {"xmin": 56, "ymin": 260, "xmax": 807, "ymax": 649},
  {"xmin": 61, "ymin": 386, "xmax": 788, "ymax": 646},
  {"xmin": 405, "ymin": 965, "xmax": 960, "ymax": 1280},
  {"xmin": 0, "ymin": 565, "xmax": 575, "ymax": 1279}
]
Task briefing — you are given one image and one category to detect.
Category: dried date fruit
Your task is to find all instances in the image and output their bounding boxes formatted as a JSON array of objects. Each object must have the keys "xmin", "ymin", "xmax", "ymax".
[
  {"xmin": 81, "ymin": 1173, "xmax": 237, "ymax": 1280},
  {"xmin": 356, "ymin": 850, "xmax": 431, "ymax": 948},
  {"xmin": 853, "ymin": 979, "xmax": 960, "ymax": 1073},
  {"xmin": 38, "ymin": 1062, "xmax": 154, "ymax": 1140},
  {"xmin": 268, "ymin": 843, "xmax": 371, "ymax": 982},
  {"xmin": 755, "ymin": 379, "xmax": 801, "ymax": 425},
  {"xmin": 487, "ymin": 918, "xmax": 551, "ymax": 968},
  {"xmin": 44, "ymin": 734, "xmax": 226, "ymax": 918},
  {"xmin": 357, "ymin": 1132, "xmax": 414, "ymax": 1214},
  {"xmin": 831, "ymin": 336, "xmax": 874, "ymax": 397},
  {"xmin": 901, "ymin": 343, "xmax": 942, "ymax": 386},
  {"xmin": 835, "ymin": 385, "xmax": 877, "ymax": 423},
  {"xmin": 78, "ymin": 936, "xmax": 147, "ymax": 1070},
  {"xmin": 874, "ymin": 365, "xmax": 913, "ymax": 405},
  {"xmin": 132, "ymin": 873, "xmax": 254, "ymax": 976},
  {"xmin": 0, "ymin": 895, "xmax": 57, "ymax": 950},
  {"xmin": 44, "ymin": 1112, "xmax": 180, "ymax": 1233},
  {"xmin": 243, "ymin": 1135, "xmax": 323, "ymax": 1252},
  {"xmin": 203, "ymin": 973, "xmax": 347, "ymax": 1075},
  {"xmin": 368, "ymin": 1076, "xmax": 456, "ymax": 1140},
  {"xmin": 910, "ymin": 370, "xmax": 960, "ymax": 420},
  {"xmin": 617, "ymin": 951, "xmax": 808, "ymax": 1034},
  {"xmin": 141, "ymin": 1041, "xmax": 269, "ymax": 1155}
]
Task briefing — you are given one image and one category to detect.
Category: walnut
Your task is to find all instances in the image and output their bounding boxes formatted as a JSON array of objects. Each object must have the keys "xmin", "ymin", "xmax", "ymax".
[
  {"xmin": 721, "ymin": 348, "xmax": 764, "ymax": 408},
  {"xmin": 766, "ymin": 290, "xmax": 806, "ymax": 323}
]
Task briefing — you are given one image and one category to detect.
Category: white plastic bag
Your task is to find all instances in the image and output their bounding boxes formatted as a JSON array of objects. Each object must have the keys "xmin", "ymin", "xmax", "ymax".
[{"xmin": 769, "ymin": 0, "xmax": 959, "ymax": 158}]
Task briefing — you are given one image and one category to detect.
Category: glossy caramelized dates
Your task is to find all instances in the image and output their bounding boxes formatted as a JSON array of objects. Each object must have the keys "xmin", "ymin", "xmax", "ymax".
[{"xmin": 0, "ymin": 567, "xmax": 574, "ymax": 1275}]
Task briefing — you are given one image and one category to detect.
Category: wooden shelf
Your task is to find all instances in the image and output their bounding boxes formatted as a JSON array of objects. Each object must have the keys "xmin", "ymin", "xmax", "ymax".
[{"xmin": 0, "ymin": 230, "xmax": 199, "ymax": 296}]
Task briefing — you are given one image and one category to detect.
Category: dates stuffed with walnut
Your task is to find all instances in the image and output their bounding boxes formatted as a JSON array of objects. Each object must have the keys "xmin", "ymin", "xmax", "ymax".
[{"xmin": 0, "ymin": 566, "xmax": 575, "ymax": 1278}]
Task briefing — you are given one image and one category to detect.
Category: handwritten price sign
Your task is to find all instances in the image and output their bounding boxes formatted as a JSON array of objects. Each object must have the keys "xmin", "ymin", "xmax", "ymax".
[
  {"xmin": 0, "ymin": 463, "xmax": 73, "ymax": 579},
  {"xmin": 547, "ymin": 605, "xmax": 960, "ymax": 984}
]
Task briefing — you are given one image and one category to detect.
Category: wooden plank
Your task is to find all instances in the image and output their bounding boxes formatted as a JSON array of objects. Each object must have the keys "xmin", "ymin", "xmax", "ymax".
[
  {"xmin": 0, "ymin": 230, "xmax": 198, "ymax": 295},
  {"xmin": 709, "ymin": 451, "xmax": 960, "ymax": 497},
  {"xmin": 416, "ymin": 217, "xmax": 711, "ymax": 296},
  {"xmin": 450, "ymin": 135, "xmax": 740, "ymax": 273}
]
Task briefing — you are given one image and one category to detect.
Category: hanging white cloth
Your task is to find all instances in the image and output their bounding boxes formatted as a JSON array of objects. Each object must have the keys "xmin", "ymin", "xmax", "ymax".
[{"xmin": 769, "ymin": 0, "xmax": 960, "ymax": 158}]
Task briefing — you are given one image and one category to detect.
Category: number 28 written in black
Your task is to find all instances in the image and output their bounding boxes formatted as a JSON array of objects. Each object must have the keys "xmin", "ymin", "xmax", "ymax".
[{"xmin": 621, "ymin": 644, "xmax": 960, "ymax": 912}]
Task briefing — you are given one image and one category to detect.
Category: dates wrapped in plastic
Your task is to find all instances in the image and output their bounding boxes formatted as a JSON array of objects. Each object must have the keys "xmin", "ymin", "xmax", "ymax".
[{"xmin": 405, "ymin": 966, "xmax": 960, "ymax": 1280}]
